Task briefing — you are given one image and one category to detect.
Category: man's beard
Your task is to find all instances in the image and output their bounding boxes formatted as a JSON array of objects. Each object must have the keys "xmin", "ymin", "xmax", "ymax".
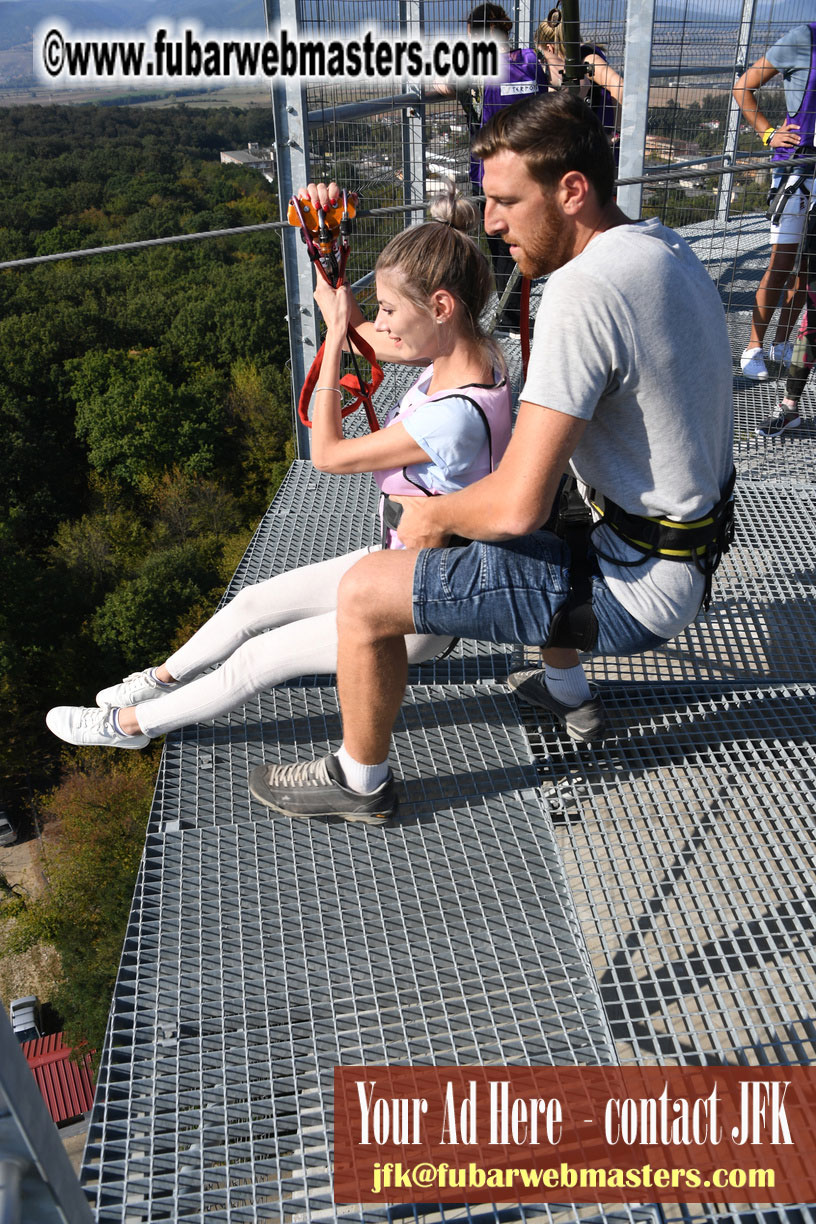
[{"xmin": 509, "ymin": 210, "xmax": 571, "ymax": 279}]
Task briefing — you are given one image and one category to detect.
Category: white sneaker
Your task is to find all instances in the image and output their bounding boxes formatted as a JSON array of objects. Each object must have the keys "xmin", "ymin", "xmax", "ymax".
[
  {"xmin": 96, "ymin": 667, "xmax": 175, "ymax": 709},
  {"xmin": 769, "ymin": 340, "xmax": 794, "ymax": 365},
  {"xmin": 46, "ymin": 705, "xmax": 150, "ymax": 749},
  {"xmin": 740, "ymin": 347, "xmax": 769, "ymax": 380}
]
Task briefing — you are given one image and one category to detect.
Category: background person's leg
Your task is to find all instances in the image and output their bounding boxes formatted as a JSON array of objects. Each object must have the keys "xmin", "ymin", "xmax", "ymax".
[
  {"xmin": 742, "ymin": 188, "xmax": 808, "ymax": 380},
  {"xmin": 743, "ymin": 243, "xmax": 800, "ymax": 361},
  {"xmin": 757, "ymin": 251, "xmax": 816, "ymax": 437},
  {"xmin": 785, "ymin": 252, "xmax": 816, "ymax": 402}
]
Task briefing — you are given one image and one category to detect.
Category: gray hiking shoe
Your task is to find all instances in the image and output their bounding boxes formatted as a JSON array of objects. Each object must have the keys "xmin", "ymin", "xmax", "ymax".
[
  {"xmin": 507, "ymin": 668, "xmax": 606, "ymax": 742},
  {"xmin": 249, "ymin": 754, "xmax": 397, "ymax": 825}
]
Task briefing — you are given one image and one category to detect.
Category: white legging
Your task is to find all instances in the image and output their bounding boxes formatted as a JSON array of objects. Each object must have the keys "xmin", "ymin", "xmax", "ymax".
[{"xmin": 134, "ymin": 547, "xmax": 450, "ymax": 738}]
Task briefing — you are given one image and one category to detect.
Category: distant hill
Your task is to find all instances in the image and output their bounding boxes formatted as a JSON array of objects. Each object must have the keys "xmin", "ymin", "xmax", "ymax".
[
  {"xmin": 656, "ymin": 0, "xmax": 814, "ymax": 19},
  {"xmin": 0, "ymin": 0, "xmax": 266, "ymax": 51}
]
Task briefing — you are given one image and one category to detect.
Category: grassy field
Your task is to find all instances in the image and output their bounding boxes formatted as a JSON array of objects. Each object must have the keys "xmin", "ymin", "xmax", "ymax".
[
  {"xmin": 0, "ymin": 45, "xmax": 270, "ymax": 107},
  {"xmin": 0, "ymin": 80, "xmax": 272, "ymax": 106}
]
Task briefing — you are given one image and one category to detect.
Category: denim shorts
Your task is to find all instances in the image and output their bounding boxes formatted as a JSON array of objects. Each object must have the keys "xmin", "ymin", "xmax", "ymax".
[{"xmin": 412, "ymin": 531, "xmax": 668, "ymax": 657}]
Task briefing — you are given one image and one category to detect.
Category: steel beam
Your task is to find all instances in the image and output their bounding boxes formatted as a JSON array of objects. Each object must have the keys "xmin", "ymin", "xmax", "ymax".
[
  {"xmin": 401, "ymin": 0, "xmax": 426, "ymax": 222},
  {"xmin": 0, "ymin": 1008, "xmax": 93, "ymax": 1224},
  {"xmin": 617, "ymin": 0, "xmax": 656, "ymax": 219},
  {"xmin": 717, "ymin": 0, "xmax": 758, "ymax": 223},
  {"xmin": 266, "ymin": 0, "xmax": 317, "ymax": 461}
]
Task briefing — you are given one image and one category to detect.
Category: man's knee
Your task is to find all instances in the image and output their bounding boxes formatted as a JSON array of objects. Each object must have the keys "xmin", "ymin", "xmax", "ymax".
[
  {"xmin": 338, "ymin": 555, "xmax": 380, "ymax": 628},
  {"xmin": 337, "ymin": 551, "xmax": 416, "ymax": 639}
]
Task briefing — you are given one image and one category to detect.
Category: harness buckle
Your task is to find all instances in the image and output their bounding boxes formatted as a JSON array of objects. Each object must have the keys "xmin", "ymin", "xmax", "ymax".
[{"xmin": 765, "ymin": 145, "xmax": 816, "ymax": 223}]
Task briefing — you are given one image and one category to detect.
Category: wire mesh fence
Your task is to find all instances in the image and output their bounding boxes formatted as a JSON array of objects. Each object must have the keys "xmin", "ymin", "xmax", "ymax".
[{"xmin": 269, "ymin": 0, "xmax": 816, "ymax": 406}]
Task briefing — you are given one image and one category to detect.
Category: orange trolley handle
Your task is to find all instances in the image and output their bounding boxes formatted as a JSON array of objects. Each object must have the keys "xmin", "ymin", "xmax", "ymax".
[{"xmin": 288, "ymin": 191, "xmax": 384, "ymax": 432}]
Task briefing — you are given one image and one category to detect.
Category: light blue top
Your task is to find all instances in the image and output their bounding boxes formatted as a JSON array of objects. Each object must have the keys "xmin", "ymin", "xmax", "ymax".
[{"xmin": 385, "ymin": 368, "xmax": 492, "ymax": 493}]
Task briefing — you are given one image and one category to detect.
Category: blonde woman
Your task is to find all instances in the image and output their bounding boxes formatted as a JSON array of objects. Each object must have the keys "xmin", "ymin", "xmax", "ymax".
[
  {"xmin": 46, "ymin": 182, "xmax": 513, "ymax": 806},
  {"xmin": 534, "ymin": 9, "xmax": 623, "ymax": 151}
]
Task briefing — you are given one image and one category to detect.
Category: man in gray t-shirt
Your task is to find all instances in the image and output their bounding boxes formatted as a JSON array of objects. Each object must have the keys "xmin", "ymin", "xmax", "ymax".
[
  {"xmin": 522, "ymin": 215, "xmax": 733, "ymax": 639},
  {"xmin": 733, "ymin": 23, "xmax": 816, "ymax": 384},
  {"xmin": 248, "ymin": 92, "xmax": 735, "ymax": 827}
]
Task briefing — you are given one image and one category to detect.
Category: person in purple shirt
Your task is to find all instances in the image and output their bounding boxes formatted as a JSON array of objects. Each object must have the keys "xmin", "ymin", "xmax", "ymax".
[
  {"xmin": 435, "ymin": 4, "xmax": 548, "ymax": 335},
  {"xmin": 734, "ymin": 23, "xmax": 816, "ymax": 383}
]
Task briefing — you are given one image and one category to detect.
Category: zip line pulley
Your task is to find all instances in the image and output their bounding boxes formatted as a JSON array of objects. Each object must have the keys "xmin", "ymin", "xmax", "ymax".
[{"xmin": 288, "ymin": 191, "xmax": 383, "ymax": 433}]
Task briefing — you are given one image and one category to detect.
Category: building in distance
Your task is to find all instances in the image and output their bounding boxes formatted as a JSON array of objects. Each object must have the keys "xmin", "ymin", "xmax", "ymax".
[{"xmin": 220, "ymin": 142, "xmax": 276, "ymax": 183}]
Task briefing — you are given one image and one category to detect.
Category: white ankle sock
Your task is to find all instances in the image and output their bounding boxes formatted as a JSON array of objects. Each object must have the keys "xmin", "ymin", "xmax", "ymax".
[
  {"xmin": 544, "ymin": 663, "xmax": 592, "ymax": 708},
  {"xmin": 335, "ymin": 745, "xmax": 390, "ymax": 794},
  {"xmin": 112, "ymin": 708, "xmax": 133, "ymax": 738}
]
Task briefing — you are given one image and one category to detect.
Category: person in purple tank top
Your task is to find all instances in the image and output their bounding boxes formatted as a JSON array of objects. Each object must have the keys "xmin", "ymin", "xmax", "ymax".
[
  {"xmin": 534, "ymin": 8, "xmax": 624, "ymax": 158},
  {"xmin": 436, "ymin": 4, "xmax": 549, "ymax": 335},
  {"xmin": 734, "ymin": 24, "xmax": 816, "ymax": 381},
  {"xmin": 45, "ymin": 181, "xmax": 512, "ymax": 755}
]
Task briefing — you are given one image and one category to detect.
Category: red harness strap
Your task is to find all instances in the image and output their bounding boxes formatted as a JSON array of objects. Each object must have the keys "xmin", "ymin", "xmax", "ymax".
[
  {"xmin": 297, "ymin": 324, "xmax": 383, "ymax": 433},
  {"xmin": 520, "ymin": 275, "xmax": 531, "ymax": 379},
  {"xmin": 288, "ymin": 193, "xmax": 383, "ymax": 433}
]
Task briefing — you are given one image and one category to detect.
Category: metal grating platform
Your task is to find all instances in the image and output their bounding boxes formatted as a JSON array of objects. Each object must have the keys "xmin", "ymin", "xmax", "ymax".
[
  {"xmin": 518, "ymin": 682, "xmax": 816, "ymax": 1063},
  {"xmin": 663, "ymin": 1210, "xmax": 816, "ymax": 1224},
  {"xmin": 149, "ymin": 683, "xmax": 539, "ymax": 834},
  {"xmin": 82, "ymin": 480, "xmax": 624, "ymax": 1220},
  {"xmin": 84, "ymin": 753, "xmax": 618, "ymax": 1218},
  {"xmin": 81, "ymin": 214, "xmax": 816, "ymax": 1221}
]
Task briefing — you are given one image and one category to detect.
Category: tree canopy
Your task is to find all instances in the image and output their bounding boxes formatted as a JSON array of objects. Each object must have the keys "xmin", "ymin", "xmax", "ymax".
[{"xmin": 0, "ymin": 104, "xmax": 295, "ymax": 1051}]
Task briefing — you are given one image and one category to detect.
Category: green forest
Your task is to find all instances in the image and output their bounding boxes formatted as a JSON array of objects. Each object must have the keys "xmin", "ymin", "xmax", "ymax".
[{"xmin": 0, "ymin": 103, "xmax": 294, "ymax": 1053}]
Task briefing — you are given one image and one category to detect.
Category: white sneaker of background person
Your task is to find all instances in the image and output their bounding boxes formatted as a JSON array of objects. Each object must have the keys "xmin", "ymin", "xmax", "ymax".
[
  {"xmin": 740, "ymin": 346, "xmax": 769, "ymax": 380},
  {"xmin": 769, "ymin": 339, "xmax": 794, "ymax": 365}
]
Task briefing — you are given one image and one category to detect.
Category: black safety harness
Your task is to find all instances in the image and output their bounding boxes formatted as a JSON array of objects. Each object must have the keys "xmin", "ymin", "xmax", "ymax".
[
  {"xmin": 766, "ymin": 146, "xmax": 816, "ymax": 226},
  {"xmin": 543, "ymin": 470, "xmax": 737, "ymax": 651}
]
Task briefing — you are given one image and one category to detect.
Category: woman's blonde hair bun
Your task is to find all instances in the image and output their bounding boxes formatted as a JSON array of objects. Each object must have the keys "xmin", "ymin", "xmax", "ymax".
[{"xmin": 428, "ymin": 178, "xmax": 479, "ymax": 234}]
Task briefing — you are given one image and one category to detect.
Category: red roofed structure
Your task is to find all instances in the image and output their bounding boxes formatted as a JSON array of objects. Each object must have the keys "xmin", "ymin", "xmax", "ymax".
[{"xmin": 22, "ymin": 1033, "xmax": 95, "ymax": 1125}]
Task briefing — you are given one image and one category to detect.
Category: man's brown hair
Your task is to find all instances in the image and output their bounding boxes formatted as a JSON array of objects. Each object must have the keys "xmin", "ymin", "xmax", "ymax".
[
  {"xmin": 466, "ymin": 3, "xmax": 512, "ymax": 36},
  {"xmin": 472, "ymin": 90, "xmax": 615, "ymax": 205}
]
